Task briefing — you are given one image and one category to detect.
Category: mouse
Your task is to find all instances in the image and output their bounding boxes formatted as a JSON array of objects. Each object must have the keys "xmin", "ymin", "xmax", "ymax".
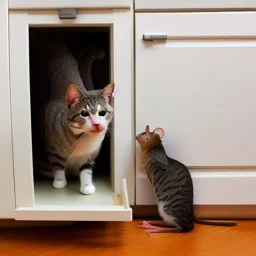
[{"xmin": 135, "ymin": 125, "xmax": 237, "ymax": 236}]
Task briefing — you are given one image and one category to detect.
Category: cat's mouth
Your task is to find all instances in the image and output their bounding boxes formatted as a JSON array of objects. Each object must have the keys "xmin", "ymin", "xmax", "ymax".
[{"xmin": 89, "ymin": 128, "xmax": 105, "ymax": 133}]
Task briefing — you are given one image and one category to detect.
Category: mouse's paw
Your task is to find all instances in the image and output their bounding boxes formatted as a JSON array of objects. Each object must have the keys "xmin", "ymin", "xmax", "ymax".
[
  {"xmin": 146, "ymin": 227, "xmax": 180, "ymax": 236},
  {"xmin": 138, "ymin": 221, "xmax": 159, "ymax": 229},
  {"xmin": 138, "ymin": 220, "xmax": 168, "ymax": 229}
]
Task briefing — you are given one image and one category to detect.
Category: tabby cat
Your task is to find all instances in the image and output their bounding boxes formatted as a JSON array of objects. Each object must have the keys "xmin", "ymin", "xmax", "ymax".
[{"xmin": 43, "ymin": 38, "xmax": 114, "ymax": 195}]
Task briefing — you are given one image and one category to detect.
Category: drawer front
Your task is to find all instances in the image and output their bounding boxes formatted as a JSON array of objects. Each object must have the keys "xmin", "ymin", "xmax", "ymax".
[
  {"xmin": 9, "ymin": 0, "xmax": 131, "ymax": 9},
  {"xmin": 135, "ymin": 0, "xmax": 256, "ymax": 10},
  {"xmin": 136, "ymin": 12, "xmax": 256, "ymax": 167}
]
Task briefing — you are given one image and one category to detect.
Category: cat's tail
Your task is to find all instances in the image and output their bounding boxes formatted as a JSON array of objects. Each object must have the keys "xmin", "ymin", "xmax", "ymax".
[
  {"xmin": 77, "ymin": 47, "xmax": 105, "ymax": 91},
  {"xmin": 33, "ymin": 157, "xmax": 53, "ymax": 171},
  {"xmin": 33, "ymin": 158, "xmax": 54, "ymax": 179},
  {"xmin": 193, "ymin": 217, "xmax": 237, "ymax": 226}
]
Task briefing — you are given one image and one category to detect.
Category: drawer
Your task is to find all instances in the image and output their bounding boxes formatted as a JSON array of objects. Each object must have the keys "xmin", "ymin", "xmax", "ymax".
[
  {"xmin": 135, "ymin": 0, "xmax": 256, "ymax": 10},
  {"xmin": 9, "ymin": 0, "xmax": 131, "ymax": 10},
  {"xmin": 136, "ymin": 12, "xmax": 256, "ymax": 167}
]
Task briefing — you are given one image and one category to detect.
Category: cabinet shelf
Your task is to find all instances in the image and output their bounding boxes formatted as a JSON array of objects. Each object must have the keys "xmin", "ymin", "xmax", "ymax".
[{"xmin": 15, "ymin": 179, "xmax": 132, "ymax": 221}]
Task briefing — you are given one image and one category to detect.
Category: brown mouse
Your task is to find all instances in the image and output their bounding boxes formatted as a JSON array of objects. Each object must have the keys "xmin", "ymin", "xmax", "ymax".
[{"xmin": 136, "ymin": 125, "xmax": 236, "ymax": 236}]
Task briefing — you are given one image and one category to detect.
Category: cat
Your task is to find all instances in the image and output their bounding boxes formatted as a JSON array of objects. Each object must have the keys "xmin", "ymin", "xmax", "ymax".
[{"xmin": 42, "ymin": 38, "xmax": 114, "ymax": 195}]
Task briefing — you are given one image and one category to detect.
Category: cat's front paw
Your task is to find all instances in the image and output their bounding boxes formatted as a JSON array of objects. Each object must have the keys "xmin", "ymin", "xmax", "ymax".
[
  {"xmin": 53, "ymin": 179, "xmax": 67, "ymax": 189},
  {"xmin": 80, "ymin": 184, "xmax": 95, "ymax": 195}
]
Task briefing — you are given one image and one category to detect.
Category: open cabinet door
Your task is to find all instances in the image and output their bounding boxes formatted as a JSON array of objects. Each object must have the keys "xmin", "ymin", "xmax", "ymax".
[
  {"xmin": 9, "ymin": 9, "xmax": 134, "ymax": 221},
  {"xmin": 135, "ymin": 12, "xmax": 256, "ymax": 215},
  {"xmin": 0, "ymin": 0, "xmax": 15, "ymax": 219}
]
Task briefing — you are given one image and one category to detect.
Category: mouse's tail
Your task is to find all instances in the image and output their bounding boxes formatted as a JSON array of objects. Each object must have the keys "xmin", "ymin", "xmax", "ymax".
[{"xmin": 193, "ymin": 217, "xmax": 237, "ymax": 226}]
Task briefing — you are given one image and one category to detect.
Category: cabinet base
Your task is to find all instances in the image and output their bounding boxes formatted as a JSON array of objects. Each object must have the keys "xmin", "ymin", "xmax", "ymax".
[{"xmin": 132, "ymin": 205, "xmax": 256, "ymax": 219}]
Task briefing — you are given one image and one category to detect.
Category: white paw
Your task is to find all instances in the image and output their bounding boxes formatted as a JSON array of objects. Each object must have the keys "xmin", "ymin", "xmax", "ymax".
[
  {"xmin": 53, "ymin": 179, "xmax": 67, "ymax": 189},
  {"xmin": 80, "ymin": 184, "xmax": 95, "ymax": 195}
]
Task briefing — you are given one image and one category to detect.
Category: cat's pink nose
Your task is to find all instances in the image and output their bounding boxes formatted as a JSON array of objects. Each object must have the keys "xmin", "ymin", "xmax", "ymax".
[{"xmin": 93, "ymin": 124, "xmax": 100, "ymax": 129}]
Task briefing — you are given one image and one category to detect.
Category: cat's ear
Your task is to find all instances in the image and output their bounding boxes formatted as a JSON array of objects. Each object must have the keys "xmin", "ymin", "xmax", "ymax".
[
  {"xmin": 98, "ymin": 83, "xmax": 115, "ymax": 102},
  {"xmin": 66, "ymin": 84, "xmax": 83, "ymax": 105},
  {"xmin": 153, "ymin": 128, "xmax": 164, "ymax": 139}
]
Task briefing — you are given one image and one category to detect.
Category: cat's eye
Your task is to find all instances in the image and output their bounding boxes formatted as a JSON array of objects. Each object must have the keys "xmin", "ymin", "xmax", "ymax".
[
  {"xmin": 99, "ymin": 110, "xmax": 106, "ymax": 116},
  {"xmin": 81, "ymin": 110, "xmax": 89, "ymax": 117}
]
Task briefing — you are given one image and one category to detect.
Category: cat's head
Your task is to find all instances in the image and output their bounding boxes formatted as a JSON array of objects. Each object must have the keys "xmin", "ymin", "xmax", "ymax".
[
  {"xmin": 136, "ymin": 125, "xmax": 164, "ymax": 149},
  {"xmin": 66, "ymin": 83, "xmax": 115, "ymax": 134}
]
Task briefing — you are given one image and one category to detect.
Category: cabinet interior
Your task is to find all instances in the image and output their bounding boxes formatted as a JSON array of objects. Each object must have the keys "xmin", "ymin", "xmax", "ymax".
[{"xmin": 29, "ymin": 27, "xmax": 116, "ymax": 206}]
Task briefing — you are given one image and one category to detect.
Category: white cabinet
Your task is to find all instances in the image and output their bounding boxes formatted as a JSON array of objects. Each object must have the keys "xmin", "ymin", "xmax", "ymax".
[
  {"xmin": 136, "ymin": 12, "xmax": 256, "ymax": 206},
  {"xmin": 9, "ymin": 9, "xmax": 134, "ymax": 221},
  {"xmin": 2, "ymin": 0, "xmax": 256, "ymax": 221},
  {"xmin": 135, "ymin": 0, "xmax": 256, "ymax": 10},
  {"xmin": 0, "ymin": 0, "xmax": 15, "ymax": 218}
]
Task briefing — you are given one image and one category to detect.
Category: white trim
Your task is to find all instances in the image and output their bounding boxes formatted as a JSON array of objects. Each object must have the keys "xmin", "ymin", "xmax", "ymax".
[
  {"xmin": 9, "ymin": 11, "xmax": 35, "ymax": 208},
  {"xmin": 135, "ymin": 0, "xmax": 256, "ymax": 10},
  {"xmin": 0, "ymin": 0, "xmax": 15, "ymax": 218},
  {"xmin": 136, "ymin": 171, "xmax": 256, "ymax": 205},
  {"xmin": 9, "ymin": 0, "xmax": 132, "ymax": 10},
  {"xmin": 15, "ymin": 206, "xmax": 132, "ymax": 221}
]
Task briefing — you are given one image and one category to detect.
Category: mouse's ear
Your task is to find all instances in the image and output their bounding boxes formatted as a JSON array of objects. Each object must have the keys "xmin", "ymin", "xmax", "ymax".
[
  {"xmin": 145, "ymin": 125, "xmax": 150, "ymax": 134},
  {"xmin": 153, "ymin": 128, "xmax": 164, "ymax": 139}
]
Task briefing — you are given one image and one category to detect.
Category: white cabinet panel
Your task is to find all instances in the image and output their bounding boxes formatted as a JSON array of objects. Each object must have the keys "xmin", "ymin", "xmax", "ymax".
[
  {"xmin": 136, "ymin": 171, "xmax": 256, "ymax": 205},
  {"xmin": 9, "ymin": 0, "xmax": 131, "ymax": 9},
  {"xmin": 136, "ymin": 12, "xmax": 256, "ymax": 167},
  {"xmin": 136, "ymin": 12, "xmax": 256, "ymax": 206},
  {"xmin": 135, "ymin": 0, "xmax": 256, "ymax": 10},
  {"xmin": 0, "ymin": 0, "xmax": 15, "ymax": 218},
  {"xmin": 9, "ymin": 10, "xmax": 133, "ymax": 220}
]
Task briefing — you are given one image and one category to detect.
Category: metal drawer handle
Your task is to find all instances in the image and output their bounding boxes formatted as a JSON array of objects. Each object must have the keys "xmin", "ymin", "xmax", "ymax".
[
  {"xmin": 143, "ymin": 33, "xmax": 167, "ymax": 41},
  {"xmin": 58, "ymin": 9, "xmax": 77, "ymax": 19}
]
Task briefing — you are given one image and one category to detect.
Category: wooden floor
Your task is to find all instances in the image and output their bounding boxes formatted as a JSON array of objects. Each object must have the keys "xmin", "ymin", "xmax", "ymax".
[{"xmin": 1, "ymin": 220, "xmax": 256, "ymax": 256}]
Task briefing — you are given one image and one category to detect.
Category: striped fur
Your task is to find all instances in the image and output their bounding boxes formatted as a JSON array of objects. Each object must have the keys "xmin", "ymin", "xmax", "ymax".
[
  {"xmin": 136, "ymin": 125, "xmax": 236, "ymax": 234},
  {"xmin": 41, "ymin": 38, "xmax": 114, "ymax": 195}
]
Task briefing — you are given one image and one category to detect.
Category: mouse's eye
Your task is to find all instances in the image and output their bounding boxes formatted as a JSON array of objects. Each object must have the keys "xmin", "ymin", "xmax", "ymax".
[
  {"xmin": 81, "ymin": 110, "xmax": 89, "ymax": 117},
  {"xmin": 141, "ymin": 132, "xmax": 145, "ymax": 135}
]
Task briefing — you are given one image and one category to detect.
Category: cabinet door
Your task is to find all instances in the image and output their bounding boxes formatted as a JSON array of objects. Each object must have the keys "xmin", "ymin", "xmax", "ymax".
[
  {"xmin": 136, "ymin": 12, "xmax": 256, "ymax": 206},
  {"xmin": 135, "ymin": 0, "xmax": 256, "ymax": 10},
  {"xmin": 0, "ymin": 0, "xmax": 15, "ymax": 218},
  {"xmin": 9, "ymin": 10, "xmax": 133, "ymax": 221},
  {"xmin": 9, "ymin": 0, "xmax": 131, "ymax": 9}
]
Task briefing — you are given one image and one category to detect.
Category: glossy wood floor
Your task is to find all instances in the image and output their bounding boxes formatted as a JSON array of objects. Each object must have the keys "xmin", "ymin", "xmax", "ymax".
[{"xmin": 0, "ymin": 220, "xmax": 256, "ymax": 256}]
